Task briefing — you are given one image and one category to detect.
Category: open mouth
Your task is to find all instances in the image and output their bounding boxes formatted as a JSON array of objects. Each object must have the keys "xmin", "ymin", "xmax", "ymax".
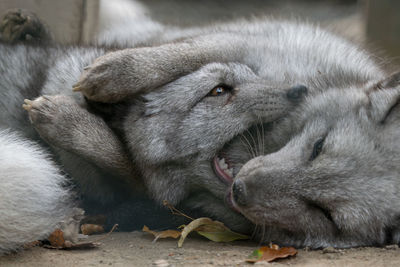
[
  {"xmin": 213, "ymin": 155, "xmax": 234, "ymax": 185},
  {"xmin": 212, "ymin": 122, "xmax": 274, "ymax": 185},
  {"xmin": 212, "ymin": 154, "xmax": 241, "ymax": 213},
  {"xmin": 211, "ymin": 122, "xmax": 278, "ymax": 213}
]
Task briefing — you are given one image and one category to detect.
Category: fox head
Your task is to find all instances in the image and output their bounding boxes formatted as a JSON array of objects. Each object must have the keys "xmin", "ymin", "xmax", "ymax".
[
  {"xmin": 123, "ymin": 62, "xmax": 307, "ymax": 231},
  {"xmin": 117, "ymin": 23, "xmax": 387, "ymax": 235},
  {"xmin": 231, "ymin": 72, "xmax": 400, "ymax": 247}
]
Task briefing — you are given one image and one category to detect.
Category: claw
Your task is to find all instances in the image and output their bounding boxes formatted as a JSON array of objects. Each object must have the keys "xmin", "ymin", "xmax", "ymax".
[
  {"xmin": 1, "ymin": 18, "xmax": 9, "ymax": 27},
  {"xmin": 83, "ymin": 65, "xmax": 90, "ymax": 70},
  {"xmin": 22, "ymin": 99, "xmax": 32, "ymax": 110},
  {"xmin": 72, "ymin": 86, "xmax": 82, "ymax": 92},
  {"xmin": 72, "ymin": 82, "xmax": 82, "ymax": 91},
  {"xmin": 22, "ymin": 104, "xmax": 31, "ymax": 110}
]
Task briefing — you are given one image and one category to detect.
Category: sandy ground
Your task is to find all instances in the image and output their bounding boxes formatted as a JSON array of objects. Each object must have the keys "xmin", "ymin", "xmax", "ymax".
[{"xmin": 1, "ymin": 232, "xmax": 400, "ymax": 267}]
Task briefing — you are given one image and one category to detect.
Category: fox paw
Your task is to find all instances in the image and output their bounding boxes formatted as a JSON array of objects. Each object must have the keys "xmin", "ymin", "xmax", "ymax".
[
  {"xmin": 72, "ymin": 50, "xmax": 135, "ymax": 103},
  {"xmin": 0, "ymin": 9, "xmax": 51, "ymax": 43},
  {"xmin": 23, "ymin": 95, "xmax": 82, "ymax": 147}
]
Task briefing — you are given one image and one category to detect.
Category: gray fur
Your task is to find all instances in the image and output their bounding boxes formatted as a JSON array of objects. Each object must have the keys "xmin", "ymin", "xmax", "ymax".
[
  {"xmin": 0, "ymin": 130, "xmax": 72, "ymax": 255},
  {"xmin": 232, "ymin": 75, "xmax": 400, "ymax": 248},
  {"xmin": 0, "ymin": 12, "xmax": 396, "ymax": 253},
  {"xmin": 79, "ymin": 19, "xmax": 399, "ymax": 248}
]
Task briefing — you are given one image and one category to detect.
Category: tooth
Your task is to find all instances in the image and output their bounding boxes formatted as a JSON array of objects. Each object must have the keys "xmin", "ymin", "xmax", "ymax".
[
  {"xmin": 219, "ymin": 158, "xmax": 228, "ymax": 170},
  {"xmin": 226, "ymin": 168, "xmax": 233, "ymax": 177}
]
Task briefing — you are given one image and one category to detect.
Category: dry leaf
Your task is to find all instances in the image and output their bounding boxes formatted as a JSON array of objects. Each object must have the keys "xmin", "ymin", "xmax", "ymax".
[
  {"xmin": 45, "ymin": 228, "xmax": 100, "ymax": 250},
  {"xmin": 159, "ymin": 201, "xmax": 249, "ymax": 247},
  {"xmin": 81, "ymin": 224, "xmax": 104, "ymax": 235},
  {"xmin": 178, "ymin": 217, "xmax": 249, "ymax": 247},
  {"xmin": 48, "ymin": 229, "xmax": 65, "ymax": 247},
  {"xmin": 142, "ymin": 225, "xmax": 181, "ymax": 242},
  {"xmin": 246, "ymin": 245, "xmax": 297, "ymax": 263}
]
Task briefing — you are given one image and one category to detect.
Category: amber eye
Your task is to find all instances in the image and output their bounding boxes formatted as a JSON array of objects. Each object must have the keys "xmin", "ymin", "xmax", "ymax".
[{"xmin": 207, "ymin": 85, "xmax": 232, "ymax": 97}]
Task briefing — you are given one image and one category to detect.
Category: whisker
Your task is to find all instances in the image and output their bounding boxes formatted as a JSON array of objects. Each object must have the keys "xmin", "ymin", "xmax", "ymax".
[
  {"xmin": 245, "ymin": 129, "xmax": 258, "ymax": 157},
  {"xmin": 259, "ymin": 224, "xmax": 266, "ymax": 247},
  {"xmin": 240, "ymin": 136, "xmax": 255, "ymax": 158},
  {"xmin": 240, "ymin": 133, "xmax": 256, "ymax": 158},
  {"xmin": 251, "ymin": 224, "xmax": 259, "ymax": 240},
  {"xmin": 260, "ymin": 118, "xmax": 265, "ymax": 156},
  {"xmin": 255, "ymin": 119, "xmax": 262, "ymax": 157}
]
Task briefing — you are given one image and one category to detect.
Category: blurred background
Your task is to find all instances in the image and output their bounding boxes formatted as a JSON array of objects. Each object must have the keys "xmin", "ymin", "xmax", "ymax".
[{"xmin": 0, "ymin": 0, "xmax": 399, "ymax": 66}]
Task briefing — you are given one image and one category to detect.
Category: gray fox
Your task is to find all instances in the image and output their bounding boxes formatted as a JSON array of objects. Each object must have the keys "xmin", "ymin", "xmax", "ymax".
[
  {"xmin": 0, "ymin": 8, "xmax": 395, "ymax": 254},
  {"xmin": 230, "ymin": 72, "xmax": 400, "ymax": 248}
]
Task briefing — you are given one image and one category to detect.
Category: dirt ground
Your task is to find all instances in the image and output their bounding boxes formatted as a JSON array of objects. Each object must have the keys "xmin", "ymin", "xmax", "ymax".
[{"xmin": 1, "ymin": 232, "xmax": 400, "ymax": 267}]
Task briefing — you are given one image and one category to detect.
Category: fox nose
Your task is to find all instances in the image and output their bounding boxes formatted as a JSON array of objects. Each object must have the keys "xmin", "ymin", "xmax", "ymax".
[
  {"xmin": 232, "ymin": 179, "xmax": 248, "ymax": 207},
  {"xmin": 286, "ymin": 85, "xmax": 308, "ymax": 101}
]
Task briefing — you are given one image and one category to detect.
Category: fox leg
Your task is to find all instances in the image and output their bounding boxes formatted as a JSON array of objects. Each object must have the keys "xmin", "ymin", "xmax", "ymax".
[
  {"xmin": 73, "ymin": 33, "xmax": 248, "ymax": 103},
  {"xmin": 23, "ymin": 95, "xmax": 135, "ymax": 181},
  {"xmin": 0, "ymin": 9, "xmax": 51, "ymax": 43}
]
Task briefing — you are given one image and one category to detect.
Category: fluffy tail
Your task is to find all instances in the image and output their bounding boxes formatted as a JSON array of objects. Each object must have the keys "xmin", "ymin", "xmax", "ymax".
[{"xmin": 0, "ymin": 130, "xmax": 73, "ymax": 255}]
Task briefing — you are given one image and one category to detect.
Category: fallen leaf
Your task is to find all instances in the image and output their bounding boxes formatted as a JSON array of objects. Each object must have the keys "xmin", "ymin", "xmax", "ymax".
[
  {"xmin": 178, "ymin": 217, "xmax": 249, "ymax": 247},
  {"xmin": 246, "ymin": 245, "xmax": 297, "ymax": 263},
  {"xmin": 48, "ymin": 229, "xmax": 65, "ymax": 247},
  {"xmin": 44, "ymin": 226, "xmax": 118, "ymax": 250},
  {"xmin": 81, "ymin": 224, "xmax": 104, "ymax": 235},
  {"xmin": 45, "ymin": 228, "xmax": 100, "ymax": 249},
  {"xmin": 142, "ymin": 225, "xmax": 181, "ymax": 242}
]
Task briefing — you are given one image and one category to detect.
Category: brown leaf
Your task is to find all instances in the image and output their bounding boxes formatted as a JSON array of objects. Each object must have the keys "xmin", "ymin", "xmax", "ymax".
[
  {"xmin": 161, "ymin": 201, "xmax": 248, "ymax": 247},
  {"xmin": 142, "ymin": 225, "xmax": 181, "ymax": 242},
  {"xmin": 246, "ymin": 245, "xmax": 297, "ymax": 263},
  {"xmin": 81, "ymin": 224, "xmax": 104, "ymax": 235},
  {"xmin": 48, "ymin": 229, "xmax": 65, "ymax": 248},
  {"xmin": 45, "ymin": 228, "xmax": 100, "ymax": 250}
]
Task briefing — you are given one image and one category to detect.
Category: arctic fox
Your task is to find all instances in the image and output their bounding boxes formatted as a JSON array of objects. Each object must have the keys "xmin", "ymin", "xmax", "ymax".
[
  {"xmin": 68, "ymin": 16, "xmax": 396, "ymax": 248},
  {"xmin": 230, "ymin": 72, "xmax": 400, "ymax": 248},
  {"xmin": 0, "ymin": 130, "xmax": 73, "ymax": 254},
  {"xmin": 0, "ymin": 8, "xmax": 395, "ymax": 253}
]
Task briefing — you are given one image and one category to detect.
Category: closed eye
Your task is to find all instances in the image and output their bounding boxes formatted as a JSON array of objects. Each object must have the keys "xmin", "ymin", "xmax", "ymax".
[
  {"xmin": 309, "ymin": 137, "xmax": 325, "ymax": 161},
  {"xmin": 380, "ymin": 99, "xmax": 400, "ymax": 124},
  {"xmin": 207, "ymin": 84, "xmax": 233, "ymax": 97}
]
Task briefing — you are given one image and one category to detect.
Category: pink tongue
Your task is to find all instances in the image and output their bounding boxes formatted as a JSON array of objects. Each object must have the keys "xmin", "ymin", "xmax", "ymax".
[{"xmin": 213, "ymin": 157, "xmax": 233, "ymax": 184}]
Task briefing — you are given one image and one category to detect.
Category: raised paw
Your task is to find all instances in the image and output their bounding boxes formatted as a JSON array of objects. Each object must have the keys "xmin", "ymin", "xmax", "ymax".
[
  {"xmin": 0, "ymin": 9, "xmax": 51, "ymax": 43},
  {"xmin": 72, "ymin": 50, "xmax": 137, "ymax": 103},
  {"xmin": 22, "ymin": 95, "xmax": 83, "ymax": 148},
  {"xmin": 72, "ymin": 47, "xmax": 169, "ymax": 103}
]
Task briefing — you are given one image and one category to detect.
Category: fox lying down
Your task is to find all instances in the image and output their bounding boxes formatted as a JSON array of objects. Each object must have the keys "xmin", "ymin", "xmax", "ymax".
[{"xmin": 1, "ymin": 10, "xmax": 399, "ymax": 254}]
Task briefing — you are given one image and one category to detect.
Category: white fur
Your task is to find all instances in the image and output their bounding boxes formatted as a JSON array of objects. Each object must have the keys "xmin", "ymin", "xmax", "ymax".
[{"xmin": 0, "ymin": 130, "xmax": 72, "ymax": 255}]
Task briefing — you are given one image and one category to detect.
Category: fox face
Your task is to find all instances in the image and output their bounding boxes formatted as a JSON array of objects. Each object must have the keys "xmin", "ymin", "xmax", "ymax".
[
  {"xmin": 123, "ymin": 62, "xmax": 307, "ymax": 230},
  {"xmin": 231, "ymin": 73, "xmax": 400, "ymax": 247}
]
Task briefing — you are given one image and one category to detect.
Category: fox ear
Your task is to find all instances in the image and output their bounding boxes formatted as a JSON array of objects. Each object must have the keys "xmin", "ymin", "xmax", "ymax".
[
  {"xmin": 369, "ymin": 72, "xmax": 400, "ymax": 124},
  {"xmin": 375, "ymin": 72, "xmax": 400, "ymax": 90}
]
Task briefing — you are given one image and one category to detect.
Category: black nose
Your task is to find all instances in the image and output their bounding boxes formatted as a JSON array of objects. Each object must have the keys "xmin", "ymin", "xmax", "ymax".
[
  {"xmin": 286, "ymin": 85, "xmax": 308, "ymax": 101},
  {"xmin": 232, "ymin": 179, "xmax": 248, "ymax": 207}
]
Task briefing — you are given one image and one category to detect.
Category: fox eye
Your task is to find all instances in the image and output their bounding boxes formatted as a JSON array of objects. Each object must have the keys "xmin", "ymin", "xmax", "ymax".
[
  {"xmin": 310, "ymin": 137, "xmax": 325, "ymax": 161},
  {"xmin": 207, "ymin": 85, "xmax": 232, "ymax": 96}
]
